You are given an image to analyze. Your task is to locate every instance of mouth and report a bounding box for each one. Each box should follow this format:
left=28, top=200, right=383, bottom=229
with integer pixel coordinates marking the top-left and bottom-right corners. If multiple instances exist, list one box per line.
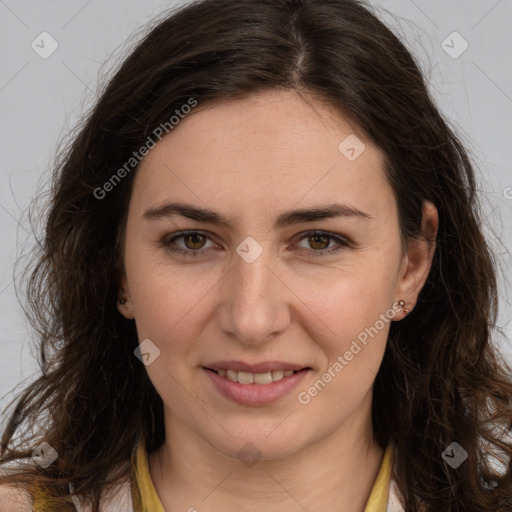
left=202, top=365, right=312, bottom=406
left=203, top=367, right=310, bottom=385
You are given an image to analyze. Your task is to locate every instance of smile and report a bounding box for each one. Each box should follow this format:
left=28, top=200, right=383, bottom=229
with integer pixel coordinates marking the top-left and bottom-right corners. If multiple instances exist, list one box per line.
left=202, top=367, right=311, bottom=406
left=207, top=368, right=300, bottom=384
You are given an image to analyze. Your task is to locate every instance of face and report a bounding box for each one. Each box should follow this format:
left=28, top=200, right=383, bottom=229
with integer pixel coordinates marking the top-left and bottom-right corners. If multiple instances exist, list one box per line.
left=118, top=89, right=436, bottom=460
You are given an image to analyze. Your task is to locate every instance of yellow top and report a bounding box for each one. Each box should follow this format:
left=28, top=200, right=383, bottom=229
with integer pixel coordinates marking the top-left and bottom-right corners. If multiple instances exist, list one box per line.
left=363, top=443, right=394, bottom=511
left=133, top=439, right=165, bottom=512
left=31, top=440, right=393, bottom=511
left=133, top=440, right=394, bottom=512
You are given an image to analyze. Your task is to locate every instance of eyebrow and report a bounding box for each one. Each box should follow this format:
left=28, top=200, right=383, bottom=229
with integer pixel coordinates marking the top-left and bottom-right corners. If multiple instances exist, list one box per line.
left=143, top=201, right=372, bottom=229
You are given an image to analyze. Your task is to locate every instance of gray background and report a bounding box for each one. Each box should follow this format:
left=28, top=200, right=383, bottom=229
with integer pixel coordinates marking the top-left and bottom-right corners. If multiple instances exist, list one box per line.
left=1, top=0, right=511, bottom=415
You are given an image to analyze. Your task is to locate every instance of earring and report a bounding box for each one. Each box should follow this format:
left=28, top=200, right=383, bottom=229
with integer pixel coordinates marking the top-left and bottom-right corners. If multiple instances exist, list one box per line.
left=118, top=297, right=127, bottom=305
left=398, top=299, right=410, bottom=315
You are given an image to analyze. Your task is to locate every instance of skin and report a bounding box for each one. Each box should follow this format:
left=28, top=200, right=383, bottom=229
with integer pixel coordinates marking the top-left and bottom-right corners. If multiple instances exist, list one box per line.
left=118, top=89, right=438, bottom=512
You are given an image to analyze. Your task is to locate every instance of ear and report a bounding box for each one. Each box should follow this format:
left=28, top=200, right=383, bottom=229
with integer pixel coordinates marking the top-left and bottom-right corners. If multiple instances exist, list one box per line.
left=117, top=273, right=135, bottom=319
left=394, top=201, right=438, bottom=318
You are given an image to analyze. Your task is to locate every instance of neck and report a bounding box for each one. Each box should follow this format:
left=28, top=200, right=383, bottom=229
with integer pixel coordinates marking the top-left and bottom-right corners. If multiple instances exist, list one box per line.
left=148, top=392, right=384, bottom=512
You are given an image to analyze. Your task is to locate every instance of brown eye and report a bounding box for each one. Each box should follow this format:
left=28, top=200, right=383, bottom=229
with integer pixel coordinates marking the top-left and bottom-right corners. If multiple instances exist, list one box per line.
left=307, top=233, right=331, bottom=251
left=294, top=231, right=350, bottom=259
left=161, top=230, right=350, bottom=259
left=161, top=230, right=217, bottom=257
left=182, top=233, right=208, bottom=250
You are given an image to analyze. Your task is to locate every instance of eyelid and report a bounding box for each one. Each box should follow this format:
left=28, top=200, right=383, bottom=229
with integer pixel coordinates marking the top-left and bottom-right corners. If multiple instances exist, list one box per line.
left=160, top=229, right=352, bottom=258
left=161, top=230, right=218, bottom=250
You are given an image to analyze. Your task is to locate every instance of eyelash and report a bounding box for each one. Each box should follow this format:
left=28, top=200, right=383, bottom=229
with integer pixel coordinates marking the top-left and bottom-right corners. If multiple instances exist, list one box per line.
left=160, top=230, right=351, bottom=259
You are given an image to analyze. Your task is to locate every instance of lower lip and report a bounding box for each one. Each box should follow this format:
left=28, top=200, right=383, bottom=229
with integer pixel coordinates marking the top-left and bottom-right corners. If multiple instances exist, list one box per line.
left=202, top=367, right=310, bottom=406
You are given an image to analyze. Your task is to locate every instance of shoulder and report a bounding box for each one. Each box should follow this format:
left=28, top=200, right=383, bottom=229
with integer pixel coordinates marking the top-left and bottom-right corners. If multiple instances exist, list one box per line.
left=70, top=478, right=134, bottom=512
left=99, top=478, right=134, bottom=512
left=0, top=468, right=134, bottom=512
left=385, top=445, right=431, bottom=512
left=0, top=479, right=133, bottom=512
left=0, top=484, right=33, bottom=512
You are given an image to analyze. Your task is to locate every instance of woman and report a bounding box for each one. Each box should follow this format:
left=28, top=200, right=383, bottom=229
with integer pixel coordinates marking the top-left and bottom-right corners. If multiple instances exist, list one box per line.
left=1, top=0, right=511, bottom=510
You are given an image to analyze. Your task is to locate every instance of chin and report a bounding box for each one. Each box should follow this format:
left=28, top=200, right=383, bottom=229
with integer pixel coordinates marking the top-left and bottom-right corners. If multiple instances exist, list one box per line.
left=202, top=423, right=310, bottom=462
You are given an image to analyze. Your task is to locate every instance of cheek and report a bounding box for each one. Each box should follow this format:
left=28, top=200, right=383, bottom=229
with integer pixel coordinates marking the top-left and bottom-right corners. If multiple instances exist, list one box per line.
left=295, top=260, right=398, bottom=348
left=295, top=278, right=393, bottom=415
left=130, top=274, right=208, bottom=342
left=127, top=243, right=399, bottom=347
left=124, top=245, right=222, bottom=362
left=291, top=261, right=398, bottom=412
left=125, top=224, right=400, bottom=354
left=125, top=231, right=197, bottom=316
left=126, top=264, right=214, bottom=402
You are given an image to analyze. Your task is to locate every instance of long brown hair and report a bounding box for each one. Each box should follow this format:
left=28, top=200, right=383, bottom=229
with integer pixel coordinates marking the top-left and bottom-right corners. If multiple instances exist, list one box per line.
left=1, top=0, right=511, bottom=510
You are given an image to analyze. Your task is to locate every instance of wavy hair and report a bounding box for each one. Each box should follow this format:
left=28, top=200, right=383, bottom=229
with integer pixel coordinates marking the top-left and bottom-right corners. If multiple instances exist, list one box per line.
left=1, top=0, right=511, bottom=510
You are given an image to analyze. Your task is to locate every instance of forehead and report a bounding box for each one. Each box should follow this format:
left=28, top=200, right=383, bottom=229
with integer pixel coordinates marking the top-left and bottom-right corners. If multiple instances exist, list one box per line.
left=130, top=89, right=395, bottom=228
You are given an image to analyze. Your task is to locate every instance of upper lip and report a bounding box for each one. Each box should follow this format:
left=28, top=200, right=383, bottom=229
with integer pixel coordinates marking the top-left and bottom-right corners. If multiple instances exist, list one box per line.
left=204, top=360, right=311, bottom=373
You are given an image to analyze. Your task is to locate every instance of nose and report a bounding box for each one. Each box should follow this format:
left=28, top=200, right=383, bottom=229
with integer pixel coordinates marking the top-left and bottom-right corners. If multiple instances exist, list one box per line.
left=216, top=243, right=291, bottom=346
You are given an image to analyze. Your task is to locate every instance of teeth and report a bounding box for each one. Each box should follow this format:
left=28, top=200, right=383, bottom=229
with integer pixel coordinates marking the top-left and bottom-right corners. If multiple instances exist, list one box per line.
left=227, top=370, right=238, bottom=382
left=272, top=370, right=284, bottom=381
left=238, top=371, right=254, bottom=384
left=254, top=372, right=273, bottom=385
left=217, top=369, right=300, bottom=384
